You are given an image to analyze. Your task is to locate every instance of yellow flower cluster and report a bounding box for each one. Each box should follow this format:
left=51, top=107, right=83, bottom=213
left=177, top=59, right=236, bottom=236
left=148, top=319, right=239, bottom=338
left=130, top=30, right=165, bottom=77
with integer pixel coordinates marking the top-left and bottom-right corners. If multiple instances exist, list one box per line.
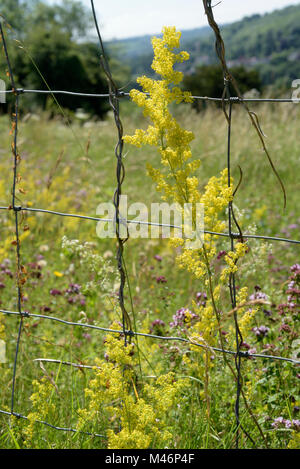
left=77, top=325, right=185, bottom=449
left=123, top=27, right=236, bottom=281
left=123, top=26, right=253, bottom=355
left=220, top=242, right=248, bottom=283
left=288, top=431, right=300, bottom=449
left=192, top=303, right=217, bottom=347
left=123, top=27, right=195, bottom=208
left=108, top=371, right=184, bottom=449
left=236, top=289, right=256, bottom=339
left=24, top=377, right=55, bottom=446
left=228, top=287, right=257, bottom=343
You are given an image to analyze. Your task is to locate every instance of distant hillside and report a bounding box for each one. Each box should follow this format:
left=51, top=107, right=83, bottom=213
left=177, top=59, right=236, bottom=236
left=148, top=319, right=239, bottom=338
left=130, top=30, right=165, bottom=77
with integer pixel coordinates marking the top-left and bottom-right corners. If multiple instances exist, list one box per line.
left=105, top=26, right=211, bottom=78
left=105, top=4, right=300, bottom=89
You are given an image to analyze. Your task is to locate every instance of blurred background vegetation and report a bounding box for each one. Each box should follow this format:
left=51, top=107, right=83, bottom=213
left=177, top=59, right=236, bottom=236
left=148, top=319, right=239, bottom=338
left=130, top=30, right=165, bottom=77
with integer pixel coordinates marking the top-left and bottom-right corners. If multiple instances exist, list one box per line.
left=0, top=0, right=130, bottom=117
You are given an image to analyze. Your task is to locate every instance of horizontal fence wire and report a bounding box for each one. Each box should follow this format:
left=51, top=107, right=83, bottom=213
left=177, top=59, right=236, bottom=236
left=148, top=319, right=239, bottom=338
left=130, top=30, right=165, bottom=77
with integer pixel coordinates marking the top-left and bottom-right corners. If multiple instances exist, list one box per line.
left=0, top=409, right=106, bottom=438
left=0, top=0, right=299, bottom=447
left=0, top=205, right=299, bottom=244
left=0, top=308, right=299, bottom=365
left=2, top=88, right=299, bottom=103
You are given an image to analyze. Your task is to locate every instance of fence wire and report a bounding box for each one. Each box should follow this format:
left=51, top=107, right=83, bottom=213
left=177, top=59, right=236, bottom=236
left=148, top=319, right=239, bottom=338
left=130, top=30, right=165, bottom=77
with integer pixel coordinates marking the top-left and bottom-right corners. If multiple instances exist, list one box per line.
left=2, top=88, right=300, bottom=103
left=0, top=0, right=299, bottom=448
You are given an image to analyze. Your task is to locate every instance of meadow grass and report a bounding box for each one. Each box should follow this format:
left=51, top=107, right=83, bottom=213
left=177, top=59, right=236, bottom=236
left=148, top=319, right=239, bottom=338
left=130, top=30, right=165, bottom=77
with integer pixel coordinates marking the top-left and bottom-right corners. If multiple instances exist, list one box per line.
left=0, top=100, right=299, bottom=449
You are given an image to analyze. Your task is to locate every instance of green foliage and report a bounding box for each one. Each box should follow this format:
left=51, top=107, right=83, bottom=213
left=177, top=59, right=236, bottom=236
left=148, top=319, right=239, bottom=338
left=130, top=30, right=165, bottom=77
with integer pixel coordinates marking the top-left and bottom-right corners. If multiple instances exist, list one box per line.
left=28, top=0, right=92, bottom=40
left=20, top=26, right=109, bottom=116
left=0, top=0, right=38, bottom=33
left=0, top=0, right=131, bottom=117
left=1, top=0, right=91, bottom=39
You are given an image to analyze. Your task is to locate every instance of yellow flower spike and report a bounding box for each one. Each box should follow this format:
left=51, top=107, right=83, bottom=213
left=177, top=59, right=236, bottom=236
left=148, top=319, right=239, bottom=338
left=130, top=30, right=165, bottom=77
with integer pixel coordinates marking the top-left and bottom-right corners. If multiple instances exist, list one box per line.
left=77, top=324, right=186, bottom=448
left=123, top=26, right=256, bottom=381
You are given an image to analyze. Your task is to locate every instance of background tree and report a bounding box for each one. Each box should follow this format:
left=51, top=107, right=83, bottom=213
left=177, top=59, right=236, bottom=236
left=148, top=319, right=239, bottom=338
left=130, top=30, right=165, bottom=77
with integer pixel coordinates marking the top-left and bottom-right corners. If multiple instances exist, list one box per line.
left=0, top=0, right=128, bottom=117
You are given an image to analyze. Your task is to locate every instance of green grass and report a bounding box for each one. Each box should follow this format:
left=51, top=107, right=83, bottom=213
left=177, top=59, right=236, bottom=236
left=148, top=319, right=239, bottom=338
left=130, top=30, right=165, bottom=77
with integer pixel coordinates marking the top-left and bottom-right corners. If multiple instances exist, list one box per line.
left=0, top=100, right=299, bottom=449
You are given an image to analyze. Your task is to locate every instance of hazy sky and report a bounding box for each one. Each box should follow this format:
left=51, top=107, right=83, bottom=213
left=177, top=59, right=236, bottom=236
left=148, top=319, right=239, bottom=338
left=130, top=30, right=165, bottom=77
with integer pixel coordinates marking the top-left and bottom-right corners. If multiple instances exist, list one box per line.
left=81, top=0, right=300, bottom=40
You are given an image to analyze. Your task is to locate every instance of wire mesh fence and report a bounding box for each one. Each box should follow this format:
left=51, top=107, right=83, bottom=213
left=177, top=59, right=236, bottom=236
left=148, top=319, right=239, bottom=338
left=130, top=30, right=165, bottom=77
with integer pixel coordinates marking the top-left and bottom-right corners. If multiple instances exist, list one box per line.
left=0, top=0, right=299, bottom=449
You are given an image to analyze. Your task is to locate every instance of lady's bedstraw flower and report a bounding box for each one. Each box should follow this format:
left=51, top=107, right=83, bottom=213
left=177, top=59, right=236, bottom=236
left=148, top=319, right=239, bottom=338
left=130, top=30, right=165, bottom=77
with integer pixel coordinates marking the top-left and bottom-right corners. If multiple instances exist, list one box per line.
left=124, top=26, right=251, bottom=355
left=77, top=324, right=185, bottom=449
left=24, top=378, right=56, bottom=447
left=123, top=28, right=238, bottom=280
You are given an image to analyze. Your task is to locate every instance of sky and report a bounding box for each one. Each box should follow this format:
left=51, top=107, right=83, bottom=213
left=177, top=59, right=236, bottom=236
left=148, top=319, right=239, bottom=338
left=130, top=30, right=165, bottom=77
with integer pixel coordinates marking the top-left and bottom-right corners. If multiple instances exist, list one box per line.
left=81, top=0, right=300, bottom=40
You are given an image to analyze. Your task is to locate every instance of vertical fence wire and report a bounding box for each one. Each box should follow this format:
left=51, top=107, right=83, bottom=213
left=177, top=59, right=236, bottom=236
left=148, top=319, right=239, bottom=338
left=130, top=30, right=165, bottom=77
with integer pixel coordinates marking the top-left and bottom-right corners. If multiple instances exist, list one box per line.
left=0, top=19, right=24, bottom=418
left=225, top=94, right=256, bottom=448
left=202, top=0, right=249, bottom=445
left=203, top=0, right=270, bottom=447
left=90, top=0, right=132, bottom=343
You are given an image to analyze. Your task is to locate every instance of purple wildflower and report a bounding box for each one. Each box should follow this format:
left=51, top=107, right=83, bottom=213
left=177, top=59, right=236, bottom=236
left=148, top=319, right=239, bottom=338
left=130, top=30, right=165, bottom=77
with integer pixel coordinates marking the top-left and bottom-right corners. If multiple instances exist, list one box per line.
left=216, top=250, right=227, bottom=260
left=50, top=289, right=62, bottom=296
left=279, top=323, right=292, bottom=333
left=241, top=342, right=251, bottom=350
left=170, top=308, right=198, bottom=328
left=151, top=319, right=165, bottom=328
left=252, top=325, right=270, bottom=338
left=291, top=263, right=300, bottom=273
left=154, top=255, right=162, bottom=262
left=272, top=417, right=300, bottom=431
left=66, top=283, right=81, bottom=294
left=249, top=291, right=268, bottom=301
left=150, top=319, right=166, bottom=335
left=156, top=276, right=167, bottom=284
left=271, top=417, right=285, bottom=428
left=196, top=292, right=207, bottom=307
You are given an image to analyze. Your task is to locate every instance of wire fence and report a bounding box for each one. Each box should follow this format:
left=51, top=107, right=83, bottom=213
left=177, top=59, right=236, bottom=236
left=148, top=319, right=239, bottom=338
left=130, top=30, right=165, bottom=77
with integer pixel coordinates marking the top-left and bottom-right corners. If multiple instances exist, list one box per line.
left=0, top=0, right=299, bottom=449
